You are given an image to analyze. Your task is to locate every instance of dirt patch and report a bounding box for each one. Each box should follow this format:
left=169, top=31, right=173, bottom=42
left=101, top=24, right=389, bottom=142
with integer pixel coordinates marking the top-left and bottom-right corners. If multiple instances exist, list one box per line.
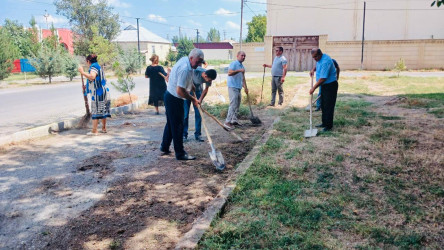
left=28, top=107, right=276, bottom=249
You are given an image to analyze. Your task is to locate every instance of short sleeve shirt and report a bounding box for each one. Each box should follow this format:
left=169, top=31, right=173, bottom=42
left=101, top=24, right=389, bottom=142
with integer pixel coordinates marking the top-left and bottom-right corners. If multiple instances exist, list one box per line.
left=227, top=60, right=244, bottom=89
left=271, top=55, right=287, bottom=76
left=315, top=54, right=337, bottom=84
left=193, top=67, right=212, bottom=92
left=167, top=56, right=193, bottom=99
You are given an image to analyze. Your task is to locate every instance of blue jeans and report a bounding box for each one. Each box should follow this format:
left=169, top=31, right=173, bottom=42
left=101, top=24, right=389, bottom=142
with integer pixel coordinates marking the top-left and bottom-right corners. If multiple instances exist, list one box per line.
left=183, top=90, right=202, bottom=139
left=316, top=86, right=322, bottom=109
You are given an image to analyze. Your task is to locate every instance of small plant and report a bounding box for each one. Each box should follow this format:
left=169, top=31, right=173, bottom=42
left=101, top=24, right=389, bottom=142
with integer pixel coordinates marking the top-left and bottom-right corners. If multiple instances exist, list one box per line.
left=111, top=61, right=136, bottom=104
left=393, top=58, right=407, bottom=77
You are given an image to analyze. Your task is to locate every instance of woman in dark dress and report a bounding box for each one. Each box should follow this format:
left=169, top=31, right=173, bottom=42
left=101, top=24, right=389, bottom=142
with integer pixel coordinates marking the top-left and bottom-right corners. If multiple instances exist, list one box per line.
left=145, top=54, right=168, bottom=115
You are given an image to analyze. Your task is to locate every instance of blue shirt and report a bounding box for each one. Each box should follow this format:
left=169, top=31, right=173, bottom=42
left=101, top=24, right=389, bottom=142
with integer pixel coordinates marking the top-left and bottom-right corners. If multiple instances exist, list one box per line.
left=316, top=54, right=337, bottom=84
left=193, top=67, right=212, bottom=92
left=271, top=55, right=287, bottom=76
left=167, top=57, right=193, bottom=99
left=227, top=60, right=244, bottom=89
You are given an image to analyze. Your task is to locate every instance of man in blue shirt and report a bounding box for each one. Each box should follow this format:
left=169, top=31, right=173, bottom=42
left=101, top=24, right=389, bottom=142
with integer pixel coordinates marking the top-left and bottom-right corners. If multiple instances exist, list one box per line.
left=183, top=68, right=217, bottom=142
left=160, top=48, right=204, bottom=160
left=263, top=46, right=288, bottom=106
left=311, top=59, right=340, bottom=111
left=224, top=51, right=249, bottom=130
left=309, top=48, right=338, bottom=132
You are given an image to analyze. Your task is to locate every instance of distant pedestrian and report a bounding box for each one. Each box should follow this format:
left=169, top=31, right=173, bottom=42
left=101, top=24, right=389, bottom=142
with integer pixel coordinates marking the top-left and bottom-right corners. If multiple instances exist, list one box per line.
left=78, top=54, right=111, bottom=136
left=311, top=58, right=340, bottom=111
left=183, top=67, right=217, bottom=142
left=160, top=48, right=204, bottom=160
left=145, top=54, right=169, bottom=115
left=224, top=51, right=248, bottom=130
left=263, top=46, right=287, bottom=106
left=309, top=48, right=338, bottom=132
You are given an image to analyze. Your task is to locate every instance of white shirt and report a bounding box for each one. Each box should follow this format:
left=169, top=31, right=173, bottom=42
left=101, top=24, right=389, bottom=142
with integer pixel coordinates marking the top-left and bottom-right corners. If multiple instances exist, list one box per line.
left=167, top=57, right=193, bottom=99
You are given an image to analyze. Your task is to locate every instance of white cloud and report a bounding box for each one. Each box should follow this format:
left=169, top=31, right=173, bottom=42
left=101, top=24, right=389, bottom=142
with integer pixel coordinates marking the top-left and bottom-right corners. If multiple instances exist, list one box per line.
left=187, top=19, right=202, bottom=27
left=214, top=8, right=236, bottom=16
left=226, top=21, right=240, bottom=30
left=148, top=14, right=167, bottom=23
left=37, top=15, right=68, bottom=25
left=107, top=0, right=130, bottom=8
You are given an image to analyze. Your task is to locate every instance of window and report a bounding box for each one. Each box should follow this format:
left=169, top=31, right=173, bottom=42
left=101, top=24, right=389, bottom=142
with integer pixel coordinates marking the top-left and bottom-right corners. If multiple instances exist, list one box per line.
left=152, top=45, right=156, bottom=54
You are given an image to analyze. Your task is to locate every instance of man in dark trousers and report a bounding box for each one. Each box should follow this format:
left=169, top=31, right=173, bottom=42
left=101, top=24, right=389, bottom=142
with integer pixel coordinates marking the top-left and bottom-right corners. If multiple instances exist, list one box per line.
left=311, top=59, right=340, bottom=111
left=263, top=46, right=288, bottom=106
left=309, top=48, right=338, bottom=132
left=160, top=48, right=204, bottom=160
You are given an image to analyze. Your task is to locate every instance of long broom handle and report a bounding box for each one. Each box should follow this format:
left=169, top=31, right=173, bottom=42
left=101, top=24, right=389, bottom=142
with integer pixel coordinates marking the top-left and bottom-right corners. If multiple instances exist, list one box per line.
left=310, top=76, right=313, bottom=130
left=260, top=66, right=265, bottom=103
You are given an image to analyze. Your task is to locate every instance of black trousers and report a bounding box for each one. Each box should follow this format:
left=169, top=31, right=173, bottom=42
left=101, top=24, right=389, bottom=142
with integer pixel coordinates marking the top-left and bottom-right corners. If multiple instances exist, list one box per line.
left=320, top=81, right=338, bottom=129
left=161, top=91, right=186, bottom=158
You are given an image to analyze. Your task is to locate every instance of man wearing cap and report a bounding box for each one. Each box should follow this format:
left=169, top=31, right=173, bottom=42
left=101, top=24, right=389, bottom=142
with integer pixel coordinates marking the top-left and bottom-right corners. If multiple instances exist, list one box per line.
left=160, top=48, right=204, bottom=160
left=309, top=48, right=338, bottom=132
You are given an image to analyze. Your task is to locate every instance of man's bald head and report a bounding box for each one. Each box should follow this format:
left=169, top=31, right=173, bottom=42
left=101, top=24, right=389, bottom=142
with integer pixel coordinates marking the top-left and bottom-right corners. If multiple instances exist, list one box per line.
left=237, top=51, right=246, bottom=63
left=311, top=48, right=323, bottom=62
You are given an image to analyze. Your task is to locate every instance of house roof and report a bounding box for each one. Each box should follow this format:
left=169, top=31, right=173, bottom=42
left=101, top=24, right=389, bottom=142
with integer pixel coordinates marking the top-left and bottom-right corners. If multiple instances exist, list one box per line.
left=173, top=42, right=233, bottom=49
left=114, top=25, right=170, bottom=44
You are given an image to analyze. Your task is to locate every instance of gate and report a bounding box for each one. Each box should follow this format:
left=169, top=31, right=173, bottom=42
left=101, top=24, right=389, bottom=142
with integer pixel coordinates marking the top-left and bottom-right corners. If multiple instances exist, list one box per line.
left=272, top=36, right=319, bottom=72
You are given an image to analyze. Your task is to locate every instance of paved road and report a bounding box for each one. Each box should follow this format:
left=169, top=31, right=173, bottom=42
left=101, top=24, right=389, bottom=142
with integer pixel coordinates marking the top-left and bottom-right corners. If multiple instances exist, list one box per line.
left=1, top=71, right=443, bottom=138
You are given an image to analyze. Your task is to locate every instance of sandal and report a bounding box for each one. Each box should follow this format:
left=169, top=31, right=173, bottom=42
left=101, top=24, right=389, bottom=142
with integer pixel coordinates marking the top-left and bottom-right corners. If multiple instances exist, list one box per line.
left=86, top=132, right=99, bottom=136
left=99, top=130, right=107, bottom=133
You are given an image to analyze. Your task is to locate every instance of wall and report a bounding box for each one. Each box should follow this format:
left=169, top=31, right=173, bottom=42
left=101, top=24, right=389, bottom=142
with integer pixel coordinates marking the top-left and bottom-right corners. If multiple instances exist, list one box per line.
left=319, top=36, right=444, bottom=70
left=115, top=42, right=171, bottom=64
left=201, top=49, right=233, bottom=60
left=267, top=0, right=444, bottom=41
left=232, top=42, right=266, bottom=72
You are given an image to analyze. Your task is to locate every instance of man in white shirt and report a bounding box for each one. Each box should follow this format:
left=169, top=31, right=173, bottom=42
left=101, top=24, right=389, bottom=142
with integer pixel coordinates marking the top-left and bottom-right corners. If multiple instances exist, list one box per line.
left=160, top=48, right=204, bottom=160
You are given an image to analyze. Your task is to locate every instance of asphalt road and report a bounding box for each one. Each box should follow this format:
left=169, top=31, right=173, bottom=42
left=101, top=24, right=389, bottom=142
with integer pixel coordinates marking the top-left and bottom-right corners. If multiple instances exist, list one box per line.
left=1, top=71, right=443, bottom=138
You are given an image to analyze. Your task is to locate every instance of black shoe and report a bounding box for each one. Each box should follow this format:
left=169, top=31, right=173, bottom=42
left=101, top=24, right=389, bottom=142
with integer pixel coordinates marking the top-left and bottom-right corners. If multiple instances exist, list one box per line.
left=278, top=103, right=283, bottom=106
left=231, top=121, right=243, bottom=127
left=160, top=147, right=171, bottom=155
left=321, top=127, right=332, bottom=132
left=315, top=124, right=325, bottom=128
left=268, top=104, right=275, bottom=107
left=195, top=136, right=204, bottom=142
left=176, top=154, right=196, bottom=160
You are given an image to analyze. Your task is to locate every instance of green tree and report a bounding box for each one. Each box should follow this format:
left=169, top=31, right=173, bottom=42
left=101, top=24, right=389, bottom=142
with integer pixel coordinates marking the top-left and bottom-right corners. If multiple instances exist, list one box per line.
left=29, top=44, right=64, bottom=83
left=172, top=35, right=180, bottom=44
left=63, top=55, right=78, bottom=81
left=0, top=28, right=20, bottom=80
left=166, top=49, right=177, bottom=66
left=111, top=61, right=136, bottom=104
left=176, top=37, right=194, bottom=61
left=119, top=48, right=142, bottom=74
left=3, top=19, right=36, bottom=57
left=207, top=28, right=221, bottom=42
left=246, top=15, right=267, bottom=42
left=431, top=0, right=443, bottom=7
left=393, top=58, right=407, bottom=77
left=89, top=26, right=118, bottom=68
left=55, top=0, right=120, bottom=56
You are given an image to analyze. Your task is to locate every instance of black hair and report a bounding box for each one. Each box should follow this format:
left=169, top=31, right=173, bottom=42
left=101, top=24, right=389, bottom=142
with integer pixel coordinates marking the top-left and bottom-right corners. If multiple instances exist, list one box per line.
left=277, top=46, right=283, bottom=52
left=86, top=54, right=98, bottom=63
left=205, top=69, right=217, bottom=80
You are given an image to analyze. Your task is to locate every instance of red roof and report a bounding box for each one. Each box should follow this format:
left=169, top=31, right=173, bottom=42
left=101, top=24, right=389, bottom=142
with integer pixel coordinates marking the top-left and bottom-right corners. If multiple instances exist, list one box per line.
left=174, top=42, right=233, bottom=50
left=42, top=28, right=74, bottom=55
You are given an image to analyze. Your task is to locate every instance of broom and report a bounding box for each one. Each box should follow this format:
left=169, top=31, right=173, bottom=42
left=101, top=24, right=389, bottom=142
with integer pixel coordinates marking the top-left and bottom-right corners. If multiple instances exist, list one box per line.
left=77, top=74, right=91, bottom=128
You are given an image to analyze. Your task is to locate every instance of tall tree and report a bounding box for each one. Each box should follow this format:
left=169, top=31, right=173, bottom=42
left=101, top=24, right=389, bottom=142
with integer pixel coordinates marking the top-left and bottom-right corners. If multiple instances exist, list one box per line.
left=54, top=0, right=120, bottom=56
left=29, top=44, right=64, bottom=83
left=175, top=37, right=194, bottom=61
left=207, top=28, right=221, bottom=42
left=3, top=19, right=36, bottom=57
left=0, top=28, right=20, bottom=80
left=246, top=15, right=267, bottom=43
left=89, top=26, right=118, bottom=68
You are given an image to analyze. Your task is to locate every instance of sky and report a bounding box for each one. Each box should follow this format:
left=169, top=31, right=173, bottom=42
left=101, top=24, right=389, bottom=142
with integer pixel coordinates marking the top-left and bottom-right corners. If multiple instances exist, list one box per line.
left=0, top=0, right=267, bottom=42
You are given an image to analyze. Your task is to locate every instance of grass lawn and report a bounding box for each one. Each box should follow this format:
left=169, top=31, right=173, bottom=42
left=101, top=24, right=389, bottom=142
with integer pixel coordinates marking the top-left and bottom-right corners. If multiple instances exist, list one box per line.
left=198, top=75, right=444, bottom=248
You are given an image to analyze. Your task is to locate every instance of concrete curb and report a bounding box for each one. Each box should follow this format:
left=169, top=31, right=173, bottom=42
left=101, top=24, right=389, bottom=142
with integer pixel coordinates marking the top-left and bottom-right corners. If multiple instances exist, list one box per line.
left=0, top=98, right=147, bottom=147
left=175, top=116, right=281, bottom=249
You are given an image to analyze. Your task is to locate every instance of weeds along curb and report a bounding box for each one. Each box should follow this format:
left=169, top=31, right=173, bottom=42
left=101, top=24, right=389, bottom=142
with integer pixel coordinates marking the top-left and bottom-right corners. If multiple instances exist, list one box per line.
left=175, top=116, right=281, bottom=249
left=0, top=98, right=148, bottom=147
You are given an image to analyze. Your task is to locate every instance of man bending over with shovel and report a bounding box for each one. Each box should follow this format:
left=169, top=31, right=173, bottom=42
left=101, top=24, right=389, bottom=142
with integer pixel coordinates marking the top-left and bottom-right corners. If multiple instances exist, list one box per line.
left=309, top=48, right=338, bottom=132
left=160, top=48, right=204, bottom=160
left=224, top=51, right=248, bottom=130
left=183, top=68, right=217, bottom=142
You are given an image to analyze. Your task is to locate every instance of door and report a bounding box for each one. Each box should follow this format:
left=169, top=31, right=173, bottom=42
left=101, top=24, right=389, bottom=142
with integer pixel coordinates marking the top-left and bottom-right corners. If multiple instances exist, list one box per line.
left=272, top=36, right=319, bottom=72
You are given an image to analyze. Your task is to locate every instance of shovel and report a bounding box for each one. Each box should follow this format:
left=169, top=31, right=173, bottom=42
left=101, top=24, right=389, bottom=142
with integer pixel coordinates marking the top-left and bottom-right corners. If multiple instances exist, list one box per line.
left=304, top=76, right=318, bottom=138
left=243, top=74, right=262, bottom=126
left=260, top=66, right=265, bottom=103
left=215, top=75, right=226, bottom=103
left=305, top=94, right=321, bottom=111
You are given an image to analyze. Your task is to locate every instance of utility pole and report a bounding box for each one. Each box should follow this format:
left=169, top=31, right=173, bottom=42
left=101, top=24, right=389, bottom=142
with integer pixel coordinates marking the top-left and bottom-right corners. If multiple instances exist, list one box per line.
left=360, top=1, right=366, bottom=70
left=240, top=0, right=244, bottom=50
left=43, top=10, right=49, bottom=29
left=179, top=26, right=182, bottom=39
left=196, top=29, right=199, bottom=48
left=136, top=18, right=141, bottom=70
left=223, top=30, right=226, bottom=41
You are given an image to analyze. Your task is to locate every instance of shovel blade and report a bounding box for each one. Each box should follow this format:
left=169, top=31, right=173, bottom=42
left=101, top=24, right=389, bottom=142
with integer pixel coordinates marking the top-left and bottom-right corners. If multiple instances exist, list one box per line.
left=304, top=128, right=318, bottom=138
left=209, top=150, right=225, bottom=171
